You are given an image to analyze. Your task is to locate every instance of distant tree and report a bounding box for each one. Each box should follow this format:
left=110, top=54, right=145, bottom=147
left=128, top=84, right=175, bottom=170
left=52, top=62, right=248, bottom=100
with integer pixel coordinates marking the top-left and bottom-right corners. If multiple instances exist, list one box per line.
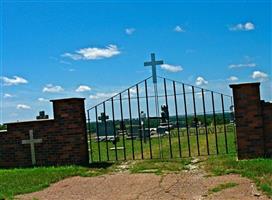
left=0, top=124, right=7, bottom=130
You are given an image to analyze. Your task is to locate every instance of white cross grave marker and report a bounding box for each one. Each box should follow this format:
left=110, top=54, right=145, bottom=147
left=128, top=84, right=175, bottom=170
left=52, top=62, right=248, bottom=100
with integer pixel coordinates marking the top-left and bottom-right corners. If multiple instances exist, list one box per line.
left=22, top=130, right=43, bottom=165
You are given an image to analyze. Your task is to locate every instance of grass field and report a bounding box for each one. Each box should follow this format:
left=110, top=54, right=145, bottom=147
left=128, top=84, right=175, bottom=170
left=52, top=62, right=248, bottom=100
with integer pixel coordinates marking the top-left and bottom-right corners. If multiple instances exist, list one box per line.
left=89, top=124, right=237, bottom=162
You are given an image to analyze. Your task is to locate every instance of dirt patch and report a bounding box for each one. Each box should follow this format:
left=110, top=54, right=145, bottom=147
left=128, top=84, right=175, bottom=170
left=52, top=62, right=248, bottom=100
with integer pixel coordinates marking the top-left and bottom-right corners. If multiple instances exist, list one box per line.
left=17, top=170, right=269, bottom=200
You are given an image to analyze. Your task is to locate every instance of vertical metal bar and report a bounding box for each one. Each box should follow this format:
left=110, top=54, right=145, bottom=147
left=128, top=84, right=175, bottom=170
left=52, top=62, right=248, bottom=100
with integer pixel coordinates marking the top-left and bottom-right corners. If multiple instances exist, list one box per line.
left=119, top=93, right=126, bottom=160
left=145, top=80, right=152, bottom=159
left=211, top=91, right=219, bottom=154
left=111, top=98, right=118, bottom=161
left=136, top=84, right=144, bottom=159
left=173, top=81, right=182, bottom=158
left=221, top=94, right=228, bottom=154
left=87, top=110, right=93, bottom=162
left=182, top=84, right=191, bottom=157
left=192, top=86, right=200, bottom=156
left=95, top=106, right=101, bottom=162
left=154, top=83, right=163, bottom=159
left=231, top=97, right=237, bottom=153
left=201, top=89, right=210, bottom=155
left=128, top=89, right=135, bottom=159
left=103, top=102, right=109, bottom=161
left=164, top=78, right=173, bottom=158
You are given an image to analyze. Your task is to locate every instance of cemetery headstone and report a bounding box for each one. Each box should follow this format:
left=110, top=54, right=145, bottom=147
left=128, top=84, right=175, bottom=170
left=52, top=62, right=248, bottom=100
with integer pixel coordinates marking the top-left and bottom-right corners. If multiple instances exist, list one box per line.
left=36, top=111, right=49, bottom=120
left=160, top=105, right=169, bottom=124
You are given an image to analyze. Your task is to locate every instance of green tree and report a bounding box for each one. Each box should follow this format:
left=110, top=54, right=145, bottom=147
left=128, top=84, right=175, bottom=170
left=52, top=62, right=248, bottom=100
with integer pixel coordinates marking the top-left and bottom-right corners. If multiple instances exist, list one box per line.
left=0, top=124, right=7, bottom=130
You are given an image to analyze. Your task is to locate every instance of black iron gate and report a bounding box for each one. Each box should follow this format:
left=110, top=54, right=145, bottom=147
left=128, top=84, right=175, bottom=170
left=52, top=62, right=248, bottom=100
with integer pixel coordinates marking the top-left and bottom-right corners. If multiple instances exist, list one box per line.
left=87, top=76, right=236, bottom=162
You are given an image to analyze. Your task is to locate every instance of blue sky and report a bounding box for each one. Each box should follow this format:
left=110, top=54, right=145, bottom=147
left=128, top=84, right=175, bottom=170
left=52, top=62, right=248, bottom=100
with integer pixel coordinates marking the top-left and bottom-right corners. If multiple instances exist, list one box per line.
left=0, top=1, right=271, bottom=123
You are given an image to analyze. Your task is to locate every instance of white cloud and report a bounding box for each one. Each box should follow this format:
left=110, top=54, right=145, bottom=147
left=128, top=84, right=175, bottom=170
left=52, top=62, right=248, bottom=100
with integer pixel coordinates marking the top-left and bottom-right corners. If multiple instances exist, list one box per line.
left=38, top=97, right=49, bottom=102
left=161, top=64, right=183, bottom=73
left=252, top=71, right=268, bottom=80
left=43, top=84, right=64, bottom=93
left=244, top=22, right=255, bottom=30
left=62, top=53, right=82, bottom=60
left=16, top=104, right=31, bottom=110
left=125, top=28, right=135, bottom=35
left=229, top=63, right=257, bottom=69
left=89, top=92, right=118, bottom=100
left=195, top=76, right=208, bottom=86
left=196, top=91, right=207, bottom=99
left=228, top=76, right=239, bottom=81
left=76, top=85, right=91, bottom=92
left=186, top=86, right=193, bottom=92
left=229, top=22, right=255, bottom=31
left=174, top=25, right=185, bottom=32
left=129, top=88, right=137, bottom=94
left=59, top=60, right=71, bottom=65
left=62, top=44, right=120, bottom=60
left=1, top=76, right=28, bottom=86
left=4, top=93, right=13, bottom=98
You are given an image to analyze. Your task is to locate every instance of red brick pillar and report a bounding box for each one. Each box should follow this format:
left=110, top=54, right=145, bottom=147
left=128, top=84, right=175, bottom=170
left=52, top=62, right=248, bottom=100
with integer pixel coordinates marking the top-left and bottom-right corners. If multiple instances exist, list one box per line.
left=230, top=83, right=265, bottom=159
left=51, top=98, right=89, bottom=165
left=262, top=101, right=272, bottom=157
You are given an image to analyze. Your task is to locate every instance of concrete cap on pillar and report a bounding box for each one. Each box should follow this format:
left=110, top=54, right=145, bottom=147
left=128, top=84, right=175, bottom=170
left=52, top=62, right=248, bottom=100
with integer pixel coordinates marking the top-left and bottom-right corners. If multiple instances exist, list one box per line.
left=50, top=98, right=85, bottom=102
left=229, top=82, right=260, bottom=88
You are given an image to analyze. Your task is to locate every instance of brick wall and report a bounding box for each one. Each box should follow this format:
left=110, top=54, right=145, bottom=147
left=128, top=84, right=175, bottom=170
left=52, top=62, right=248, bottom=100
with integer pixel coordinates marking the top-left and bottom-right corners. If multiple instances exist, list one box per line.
left=0, top=98, right=89, bottom=168
left=262, top=101, right=272, bottom=157
left=230, top=83, right=272, bottom=159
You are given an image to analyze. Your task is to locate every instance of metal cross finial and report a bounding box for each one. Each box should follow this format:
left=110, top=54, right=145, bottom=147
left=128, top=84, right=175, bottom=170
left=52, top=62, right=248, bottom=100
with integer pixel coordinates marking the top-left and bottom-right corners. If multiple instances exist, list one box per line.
left=22, top=130, right=43, bottom=165
left=144, top=53, right=164, bottom=84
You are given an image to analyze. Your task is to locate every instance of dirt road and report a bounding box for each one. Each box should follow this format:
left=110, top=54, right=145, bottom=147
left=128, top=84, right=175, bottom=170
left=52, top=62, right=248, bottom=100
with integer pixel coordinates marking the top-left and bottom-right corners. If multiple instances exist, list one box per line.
left=18, top=170, right=269, bottom=200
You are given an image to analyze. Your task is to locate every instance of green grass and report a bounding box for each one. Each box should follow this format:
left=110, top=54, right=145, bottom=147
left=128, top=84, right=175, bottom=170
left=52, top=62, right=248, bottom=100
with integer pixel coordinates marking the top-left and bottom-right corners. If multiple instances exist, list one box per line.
left=0, top=163, right=116, bottom=199
left=204, top=155, right=272, bottom=197
left=90, top=124, right=236, bottom=162
left=208, top=182, right=238, bottom=193
left=129, top=159, right=191, bottom=175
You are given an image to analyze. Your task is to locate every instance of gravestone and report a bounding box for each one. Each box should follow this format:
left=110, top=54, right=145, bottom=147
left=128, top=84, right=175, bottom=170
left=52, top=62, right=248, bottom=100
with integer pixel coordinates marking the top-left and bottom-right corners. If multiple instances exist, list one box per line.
left=98, top=112, right=109, bottom=122
left=160, top=105, right=169, bottom=124
left=97, top=112, right=115, bottom=138
left=97, top=123, right=114, bottom=137
left=36, top=111, right=49, bottom=120
left=157, top=105, right=171, bottom=135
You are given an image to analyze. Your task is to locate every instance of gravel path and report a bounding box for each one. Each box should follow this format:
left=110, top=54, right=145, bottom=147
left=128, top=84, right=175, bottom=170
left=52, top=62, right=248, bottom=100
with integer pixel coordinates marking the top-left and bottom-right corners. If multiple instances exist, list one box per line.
left=17, top=170, right=269, bottom=200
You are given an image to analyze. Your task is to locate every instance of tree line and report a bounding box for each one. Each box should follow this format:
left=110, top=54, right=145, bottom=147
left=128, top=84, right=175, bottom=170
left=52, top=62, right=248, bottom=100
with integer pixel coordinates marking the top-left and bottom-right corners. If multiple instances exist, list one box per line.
left=0, top=124, right=7, bottom=131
